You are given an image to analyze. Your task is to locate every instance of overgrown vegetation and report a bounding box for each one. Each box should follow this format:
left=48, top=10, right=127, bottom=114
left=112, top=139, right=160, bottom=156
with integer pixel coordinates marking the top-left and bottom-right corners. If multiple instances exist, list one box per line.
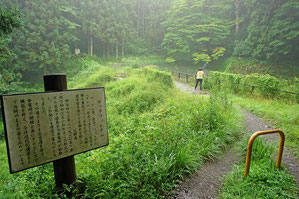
left=206, top=71, right=298, bottom=102
left=0, top=0, right=298, bottom=197
left=0, top=64, right=243, bottom=198
left=232, top=95, right=299, bottom=157
left=219, top=138, right=298, bottom=198
left=1, top=0, right=298, bottom=95
left=205, top=71, right=298, bottom=156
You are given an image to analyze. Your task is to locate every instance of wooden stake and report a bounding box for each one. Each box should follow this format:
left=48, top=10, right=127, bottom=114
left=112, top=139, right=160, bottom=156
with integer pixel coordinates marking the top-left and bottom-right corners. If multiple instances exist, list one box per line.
left=43, top=74, right=77, bottom=190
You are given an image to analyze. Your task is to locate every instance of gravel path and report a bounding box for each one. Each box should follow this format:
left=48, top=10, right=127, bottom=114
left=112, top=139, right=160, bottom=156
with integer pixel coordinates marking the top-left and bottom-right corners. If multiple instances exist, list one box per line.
left=169, top=81, right=299, bottom=199
left=174, top=81, right=210, bottom=96
left=168, top=150, right=239, bottom=199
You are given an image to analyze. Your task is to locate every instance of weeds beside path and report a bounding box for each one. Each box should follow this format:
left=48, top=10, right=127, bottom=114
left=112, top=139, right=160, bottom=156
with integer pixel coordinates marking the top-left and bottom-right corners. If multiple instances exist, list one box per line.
left=170, top=81, right=239, bottom=198
left=172, top=81, right=299, bottom=198
left=243, top=109, right=299, bottom=188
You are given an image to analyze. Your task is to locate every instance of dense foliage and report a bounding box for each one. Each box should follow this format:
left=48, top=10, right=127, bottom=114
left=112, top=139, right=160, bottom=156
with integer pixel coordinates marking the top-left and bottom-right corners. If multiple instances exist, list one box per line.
left=162, top=0, right=233, bottom=64
left=233, top=0, right=299, bottom=61
left=0, top=6, right=22, bottom=93
left=0, top=0, right=298, bottom=94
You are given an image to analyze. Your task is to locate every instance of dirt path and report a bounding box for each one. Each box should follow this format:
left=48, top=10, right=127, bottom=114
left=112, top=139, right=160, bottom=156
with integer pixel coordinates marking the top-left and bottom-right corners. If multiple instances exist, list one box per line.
left=174, top=81, right=210, bottom=96
left=168, top=150, right=239, bottom=199
left=169, top=81, right=299, bottom=199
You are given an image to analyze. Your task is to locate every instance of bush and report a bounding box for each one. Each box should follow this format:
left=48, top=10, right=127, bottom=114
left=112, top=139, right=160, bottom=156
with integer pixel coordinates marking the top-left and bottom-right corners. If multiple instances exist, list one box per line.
left=143, top=66, right=173, bottom=88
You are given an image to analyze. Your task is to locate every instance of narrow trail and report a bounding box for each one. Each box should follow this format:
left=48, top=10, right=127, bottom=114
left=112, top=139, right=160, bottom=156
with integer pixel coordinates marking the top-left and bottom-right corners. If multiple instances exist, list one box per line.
left=169, top=80, right=299, bottom=199
left=174, top=81, right=210, bottom=96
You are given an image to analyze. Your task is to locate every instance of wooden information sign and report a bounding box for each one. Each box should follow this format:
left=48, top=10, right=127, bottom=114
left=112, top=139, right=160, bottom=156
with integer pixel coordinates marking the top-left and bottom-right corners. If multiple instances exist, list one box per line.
left=1, top=88, right=108, bottom=173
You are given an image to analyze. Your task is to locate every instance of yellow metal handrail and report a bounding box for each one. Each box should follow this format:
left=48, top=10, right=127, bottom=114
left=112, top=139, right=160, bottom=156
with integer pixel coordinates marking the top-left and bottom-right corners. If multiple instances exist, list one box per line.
left=244, top=129, right=285, bottom=178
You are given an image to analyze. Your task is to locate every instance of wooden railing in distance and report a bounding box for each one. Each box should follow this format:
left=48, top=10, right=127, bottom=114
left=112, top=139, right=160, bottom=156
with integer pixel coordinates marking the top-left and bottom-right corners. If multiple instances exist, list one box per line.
left=172, top=71, right=193, bottom=83
left=244, top=129, right=285, bottom=178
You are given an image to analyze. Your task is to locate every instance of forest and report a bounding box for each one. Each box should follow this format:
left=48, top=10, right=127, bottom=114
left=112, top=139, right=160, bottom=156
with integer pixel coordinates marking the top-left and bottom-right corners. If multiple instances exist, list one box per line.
left=1, top=0, right=298, bottom=92
left=0, top=0, right=298, bottom=198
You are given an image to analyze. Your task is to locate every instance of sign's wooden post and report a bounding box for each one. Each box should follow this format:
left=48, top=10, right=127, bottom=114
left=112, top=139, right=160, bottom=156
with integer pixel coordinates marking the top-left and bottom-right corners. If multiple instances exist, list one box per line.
left=43, top=74, right=77, bottom=189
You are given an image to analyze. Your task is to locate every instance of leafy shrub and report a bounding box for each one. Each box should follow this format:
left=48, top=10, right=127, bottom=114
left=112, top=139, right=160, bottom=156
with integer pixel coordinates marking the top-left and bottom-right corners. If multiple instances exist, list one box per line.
left=143, top=66, right=173, bottom=88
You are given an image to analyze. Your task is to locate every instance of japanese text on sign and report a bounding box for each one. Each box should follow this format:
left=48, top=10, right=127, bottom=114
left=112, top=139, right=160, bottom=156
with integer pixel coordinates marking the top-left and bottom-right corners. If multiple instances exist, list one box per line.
left=1, top=88, right=108, bottom=173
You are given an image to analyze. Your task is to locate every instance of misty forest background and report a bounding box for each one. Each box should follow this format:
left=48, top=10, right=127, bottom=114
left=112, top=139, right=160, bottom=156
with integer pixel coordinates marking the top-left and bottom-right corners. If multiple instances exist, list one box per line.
left=0, top=1, right=298, bottom=198
left=1, top=0, right=298, bottom=95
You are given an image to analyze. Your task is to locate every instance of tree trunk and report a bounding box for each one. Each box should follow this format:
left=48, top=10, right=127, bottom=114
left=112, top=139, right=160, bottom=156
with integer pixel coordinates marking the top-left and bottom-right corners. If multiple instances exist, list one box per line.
left=90, top=32, right=93, bottom=56
left=234, top=0, right=240, bottom=33
left=103, top=42, right=106, bottom=57
left=142, top=1, right=145, bottom=38
left=137, top=0, right=140, bottom=37
left=88, top=32, right=90, bottom=55
left=107, top=43, right=110, bottom=59
left=115, top=43, right=119, bottom=60
left=122, top=35, right=125, bottom=57
left=110, top=43, right=113, bottom=57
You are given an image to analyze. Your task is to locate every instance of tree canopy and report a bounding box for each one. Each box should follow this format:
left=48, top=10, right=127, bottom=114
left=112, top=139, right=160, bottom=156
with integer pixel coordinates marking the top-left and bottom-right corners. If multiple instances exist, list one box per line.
left=0, top=0, right=298, bottom=92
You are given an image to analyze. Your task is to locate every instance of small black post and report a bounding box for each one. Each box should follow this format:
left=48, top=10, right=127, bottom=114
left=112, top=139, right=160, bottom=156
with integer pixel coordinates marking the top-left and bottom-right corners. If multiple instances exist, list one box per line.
left=251, top=86, right=255, bottom=94
left=43, top=74, right=77, bottom=191
left=186, top=74, right=188, bottom=83
left=178, top=73, right=181, bottom=79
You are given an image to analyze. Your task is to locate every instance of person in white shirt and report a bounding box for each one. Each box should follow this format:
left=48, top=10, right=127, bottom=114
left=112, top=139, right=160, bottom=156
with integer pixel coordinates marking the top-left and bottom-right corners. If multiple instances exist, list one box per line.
left=195, top=67, right=204, bottom=90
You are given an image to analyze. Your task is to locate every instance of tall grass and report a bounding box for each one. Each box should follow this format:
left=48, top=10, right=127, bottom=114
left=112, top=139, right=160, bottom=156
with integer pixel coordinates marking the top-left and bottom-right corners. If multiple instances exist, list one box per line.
left=219, top=138, right=298, bottom=198
left=0, top=65, right=242, bottom=198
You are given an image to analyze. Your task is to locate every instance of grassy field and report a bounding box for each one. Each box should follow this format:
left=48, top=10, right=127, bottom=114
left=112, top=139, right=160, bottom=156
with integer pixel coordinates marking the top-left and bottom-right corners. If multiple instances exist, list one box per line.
left=0, top=61, right=243, bottom=198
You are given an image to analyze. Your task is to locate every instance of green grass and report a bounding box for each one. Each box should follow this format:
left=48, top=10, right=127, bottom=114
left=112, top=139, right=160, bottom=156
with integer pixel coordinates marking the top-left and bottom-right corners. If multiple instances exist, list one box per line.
left=232, top=95, right=299, bottom=157
left=219, top=138, right=298, bottom=198
left=68, top=61, right=117, bottom=89
left=0, top=64, right=243, bottom=198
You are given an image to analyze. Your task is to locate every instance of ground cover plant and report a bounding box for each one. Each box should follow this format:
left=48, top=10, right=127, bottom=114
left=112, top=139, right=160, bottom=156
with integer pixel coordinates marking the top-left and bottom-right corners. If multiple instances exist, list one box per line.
left=0, top=64, right=242, bottom=198
left=219, top=138, right=298, bottom=198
